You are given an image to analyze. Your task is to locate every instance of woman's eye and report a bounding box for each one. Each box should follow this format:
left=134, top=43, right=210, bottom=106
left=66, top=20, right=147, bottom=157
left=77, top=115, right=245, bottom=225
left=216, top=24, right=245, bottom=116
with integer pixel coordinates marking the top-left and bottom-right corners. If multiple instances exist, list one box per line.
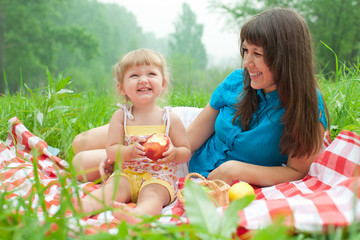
left=242, top=48, right=248, bottom=53
left=254, top=52, right=262, bottom=56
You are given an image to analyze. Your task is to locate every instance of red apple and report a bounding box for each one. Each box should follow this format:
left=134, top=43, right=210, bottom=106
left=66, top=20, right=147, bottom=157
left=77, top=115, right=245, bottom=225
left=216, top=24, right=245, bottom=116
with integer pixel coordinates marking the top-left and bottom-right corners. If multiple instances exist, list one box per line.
left=142, top=133, right=170, bottom=161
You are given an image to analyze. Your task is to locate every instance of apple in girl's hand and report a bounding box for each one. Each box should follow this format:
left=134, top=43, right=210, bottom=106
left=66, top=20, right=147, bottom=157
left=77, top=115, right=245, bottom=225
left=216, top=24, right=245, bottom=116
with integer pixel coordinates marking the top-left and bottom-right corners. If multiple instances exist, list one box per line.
left=142, top=133, right=170, bottom=161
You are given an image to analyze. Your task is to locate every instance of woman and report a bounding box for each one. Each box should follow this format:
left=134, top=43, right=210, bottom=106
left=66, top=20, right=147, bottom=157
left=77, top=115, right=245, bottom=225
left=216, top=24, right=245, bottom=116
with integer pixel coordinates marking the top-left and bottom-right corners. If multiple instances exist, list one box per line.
left=187, top=7, right=328, bottom=186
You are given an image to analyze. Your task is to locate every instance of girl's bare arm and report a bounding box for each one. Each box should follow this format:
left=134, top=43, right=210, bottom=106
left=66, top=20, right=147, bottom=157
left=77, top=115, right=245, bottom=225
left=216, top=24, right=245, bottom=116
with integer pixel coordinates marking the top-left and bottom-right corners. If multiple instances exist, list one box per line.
left=106, top=109, right=145, bottom=164
left=159, top=112, right=191, bottom=164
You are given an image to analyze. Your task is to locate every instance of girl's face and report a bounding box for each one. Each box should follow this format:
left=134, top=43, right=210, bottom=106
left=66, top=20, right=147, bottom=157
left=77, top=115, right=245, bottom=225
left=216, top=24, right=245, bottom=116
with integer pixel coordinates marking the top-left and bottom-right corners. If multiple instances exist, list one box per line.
left=242, top=40, right=276, bottom=94
left=118, top=64, right=165, bottom=105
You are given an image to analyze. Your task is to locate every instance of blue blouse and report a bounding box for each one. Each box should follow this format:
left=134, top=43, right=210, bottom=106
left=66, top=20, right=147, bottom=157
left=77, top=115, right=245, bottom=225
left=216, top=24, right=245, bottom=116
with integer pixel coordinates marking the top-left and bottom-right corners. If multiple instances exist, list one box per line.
left=189, top=69, right=327, bottom=177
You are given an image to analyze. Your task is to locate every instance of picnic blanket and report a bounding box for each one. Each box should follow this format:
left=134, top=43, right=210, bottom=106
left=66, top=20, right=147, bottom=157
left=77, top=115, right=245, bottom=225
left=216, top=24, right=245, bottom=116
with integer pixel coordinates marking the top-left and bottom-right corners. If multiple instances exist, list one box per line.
left=1, top=110, right=360, bottom=234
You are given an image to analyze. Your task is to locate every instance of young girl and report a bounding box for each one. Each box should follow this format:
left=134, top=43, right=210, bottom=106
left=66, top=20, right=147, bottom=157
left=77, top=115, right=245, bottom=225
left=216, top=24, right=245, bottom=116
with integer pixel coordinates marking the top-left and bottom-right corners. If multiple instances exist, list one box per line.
left=74, top=49, right=191, bottom=223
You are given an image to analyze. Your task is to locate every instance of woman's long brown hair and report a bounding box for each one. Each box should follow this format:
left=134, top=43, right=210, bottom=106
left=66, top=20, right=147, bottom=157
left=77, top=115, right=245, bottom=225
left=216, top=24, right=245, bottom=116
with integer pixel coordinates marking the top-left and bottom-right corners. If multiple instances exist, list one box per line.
left=233, top=8, right=329, bottom=158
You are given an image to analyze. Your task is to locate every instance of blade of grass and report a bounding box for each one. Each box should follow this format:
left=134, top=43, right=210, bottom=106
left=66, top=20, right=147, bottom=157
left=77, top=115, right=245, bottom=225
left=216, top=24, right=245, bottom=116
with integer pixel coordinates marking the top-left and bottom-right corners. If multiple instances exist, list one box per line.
left=3, top=68, right=10, bottom=96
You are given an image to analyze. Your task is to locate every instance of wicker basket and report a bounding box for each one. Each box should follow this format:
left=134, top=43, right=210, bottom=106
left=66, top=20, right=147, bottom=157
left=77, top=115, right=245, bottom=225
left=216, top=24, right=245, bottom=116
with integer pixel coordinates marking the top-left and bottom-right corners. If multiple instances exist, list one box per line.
left=176, top=173, right=230, bottom=207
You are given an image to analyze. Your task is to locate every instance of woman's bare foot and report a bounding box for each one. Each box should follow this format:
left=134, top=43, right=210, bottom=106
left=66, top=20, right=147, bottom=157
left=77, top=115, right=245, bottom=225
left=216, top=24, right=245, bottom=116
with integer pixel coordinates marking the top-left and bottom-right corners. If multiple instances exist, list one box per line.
left=112, top=202, right=142, bottom=224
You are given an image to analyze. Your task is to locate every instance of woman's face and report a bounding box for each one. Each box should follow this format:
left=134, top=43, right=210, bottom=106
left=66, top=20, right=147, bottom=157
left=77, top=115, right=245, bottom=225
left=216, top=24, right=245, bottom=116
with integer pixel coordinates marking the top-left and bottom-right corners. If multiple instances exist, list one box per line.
left=242, top=40, right=276, bottom=94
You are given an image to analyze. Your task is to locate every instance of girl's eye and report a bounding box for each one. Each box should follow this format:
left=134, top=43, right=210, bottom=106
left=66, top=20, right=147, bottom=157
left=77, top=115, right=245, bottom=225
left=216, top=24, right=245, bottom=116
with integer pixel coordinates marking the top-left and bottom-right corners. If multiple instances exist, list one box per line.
left=242, top=48, right=248, bottom=53
left=149, top=72, right=156, bottom=76
left=130, top=74, right=138, bottom=78
left=254, top=52, right=263, bottom=57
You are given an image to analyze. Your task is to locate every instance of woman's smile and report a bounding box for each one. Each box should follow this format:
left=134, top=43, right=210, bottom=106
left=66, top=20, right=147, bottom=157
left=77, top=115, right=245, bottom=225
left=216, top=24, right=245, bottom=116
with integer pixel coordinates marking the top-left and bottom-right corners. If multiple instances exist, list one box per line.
left=243, top=40, right=276, bottom=93
left=249, top=72, right=263, bottom=80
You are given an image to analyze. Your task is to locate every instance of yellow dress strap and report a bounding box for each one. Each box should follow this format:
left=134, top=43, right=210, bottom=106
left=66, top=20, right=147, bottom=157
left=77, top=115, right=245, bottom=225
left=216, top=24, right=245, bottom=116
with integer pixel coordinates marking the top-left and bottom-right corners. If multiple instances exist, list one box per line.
left=120, top=104, right=171, bottom=136
left=126, top=125, right=166, bottom=136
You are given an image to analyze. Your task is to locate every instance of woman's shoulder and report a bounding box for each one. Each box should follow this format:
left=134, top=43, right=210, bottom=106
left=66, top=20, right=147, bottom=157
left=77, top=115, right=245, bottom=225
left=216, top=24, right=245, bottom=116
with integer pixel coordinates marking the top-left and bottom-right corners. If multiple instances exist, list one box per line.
left=226, top=68, right=244, bottom=80
left=210, top=69, right=245, bottom=109
left=230, top=68, right=244, bottom=76
left=214, top=68, right=245, bottom=94
left=222, top=69, right=244, bottom=87
left=316, top=88, right=324, bottom=99
left=315, top=89, right=328, bottom=129
left=315, top=88, right=326, bottom=111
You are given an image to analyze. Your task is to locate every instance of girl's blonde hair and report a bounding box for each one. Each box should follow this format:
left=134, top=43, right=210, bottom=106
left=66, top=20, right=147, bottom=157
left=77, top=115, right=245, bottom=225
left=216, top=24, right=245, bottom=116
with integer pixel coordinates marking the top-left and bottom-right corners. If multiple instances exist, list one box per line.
left=113, top=49, right=170, bottom=102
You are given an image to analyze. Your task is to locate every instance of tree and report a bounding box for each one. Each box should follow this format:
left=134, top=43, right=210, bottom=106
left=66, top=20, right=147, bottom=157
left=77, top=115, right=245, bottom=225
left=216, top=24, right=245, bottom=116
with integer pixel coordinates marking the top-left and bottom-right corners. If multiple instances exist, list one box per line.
left=209, top=0, right=360, bottom=74
left=0, top=0, right=98, bottom=94
left=0, top=3, right=5, bottom=94
left=57, top=1, right=166, bottom=90
left=0, top=0, right=170, bottom=93
left=169, top=3, right=207, bottom=70
left=303, top=0, right=360, bottom=73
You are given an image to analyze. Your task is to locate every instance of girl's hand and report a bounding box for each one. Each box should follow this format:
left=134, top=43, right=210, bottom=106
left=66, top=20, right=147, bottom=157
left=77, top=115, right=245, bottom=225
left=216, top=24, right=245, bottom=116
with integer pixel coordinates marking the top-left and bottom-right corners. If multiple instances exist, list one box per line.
left=99, top=158, right=114, bottom=181
left=130, top=140, right=146, bottom=159
left=156, top=141, right=175, bottom=163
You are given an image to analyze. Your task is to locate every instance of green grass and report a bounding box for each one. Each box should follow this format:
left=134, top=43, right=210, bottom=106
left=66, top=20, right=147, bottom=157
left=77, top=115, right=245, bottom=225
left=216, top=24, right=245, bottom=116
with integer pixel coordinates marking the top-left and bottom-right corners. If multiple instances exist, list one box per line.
left=0, top=61, right=359, bottom=239
left=318, top=61, right=360, bottom=138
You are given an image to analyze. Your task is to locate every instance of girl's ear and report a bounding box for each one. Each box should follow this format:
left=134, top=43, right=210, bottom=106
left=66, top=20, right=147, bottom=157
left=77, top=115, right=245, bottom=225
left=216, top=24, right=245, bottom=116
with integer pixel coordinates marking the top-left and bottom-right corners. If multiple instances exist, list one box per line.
left=162, top=78, right=168, bottom=90
left=117, top=82, right=126, bottom=96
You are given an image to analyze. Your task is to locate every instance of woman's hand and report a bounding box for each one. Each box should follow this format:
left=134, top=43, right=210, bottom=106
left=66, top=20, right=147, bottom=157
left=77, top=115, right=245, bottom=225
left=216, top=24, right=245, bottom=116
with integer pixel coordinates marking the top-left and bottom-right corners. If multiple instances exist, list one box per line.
left=208, top=154, right=320, bottom=187
left=207, top=160, right=239, bottom=185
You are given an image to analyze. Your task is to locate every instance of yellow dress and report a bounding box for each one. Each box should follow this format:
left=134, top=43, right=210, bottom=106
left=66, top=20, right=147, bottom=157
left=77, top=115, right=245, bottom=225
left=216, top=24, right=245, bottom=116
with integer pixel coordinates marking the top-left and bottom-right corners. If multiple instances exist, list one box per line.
left=119, top=104, right=178, bottom=203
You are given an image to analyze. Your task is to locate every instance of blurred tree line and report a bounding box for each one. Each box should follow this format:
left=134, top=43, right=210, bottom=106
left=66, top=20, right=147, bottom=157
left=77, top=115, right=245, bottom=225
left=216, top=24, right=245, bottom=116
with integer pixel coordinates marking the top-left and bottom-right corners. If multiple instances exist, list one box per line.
left=1, top=0, right=228, bottom=95
left=2, top=0, right=355, bottom=95
left=210, top=0, right=360, bottom=76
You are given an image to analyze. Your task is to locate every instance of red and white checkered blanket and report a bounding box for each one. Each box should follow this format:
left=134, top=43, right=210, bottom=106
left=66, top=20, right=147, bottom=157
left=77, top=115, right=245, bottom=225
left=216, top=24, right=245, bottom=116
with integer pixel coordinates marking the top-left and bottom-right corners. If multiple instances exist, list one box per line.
left=237, top=130, right=360, bottom=232
left=1, top=117, right=359, bottom=233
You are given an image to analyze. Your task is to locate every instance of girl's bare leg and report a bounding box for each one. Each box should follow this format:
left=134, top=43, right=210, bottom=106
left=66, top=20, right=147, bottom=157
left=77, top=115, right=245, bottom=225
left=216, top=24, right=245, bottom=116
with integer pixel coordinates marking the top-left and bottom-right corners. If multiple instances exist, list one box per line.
left=72, top=124, right=109, bottom=182
left=75, top=175, right=131, bottom=213
left=113, top=183, right=170, bottom=224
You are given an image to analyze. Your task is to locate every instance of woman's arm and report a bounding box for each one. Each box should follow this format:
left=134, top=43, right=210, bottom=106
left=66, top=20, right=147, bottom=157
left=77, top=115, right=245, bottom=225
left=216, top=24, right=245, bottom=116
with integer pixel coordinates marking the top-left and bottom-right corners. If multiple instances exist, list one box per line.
left=186, top=103, right=219, bottom=153
left=207, top=159, right=313, bottom=187
left=208, top=124, right=326, bottom=187
left=72, top=124, right=109, bottom=154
